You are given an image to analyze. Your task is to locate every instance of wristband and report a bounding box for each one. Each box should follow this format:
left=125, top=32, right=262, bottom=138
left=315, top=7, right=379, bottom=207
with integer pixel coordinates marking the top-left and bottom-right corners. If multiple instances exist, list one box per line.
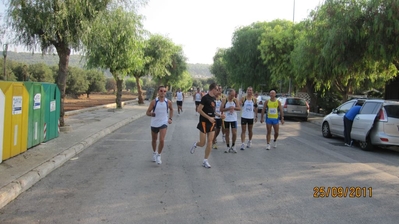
left=169, top=118, right=172, bottom=120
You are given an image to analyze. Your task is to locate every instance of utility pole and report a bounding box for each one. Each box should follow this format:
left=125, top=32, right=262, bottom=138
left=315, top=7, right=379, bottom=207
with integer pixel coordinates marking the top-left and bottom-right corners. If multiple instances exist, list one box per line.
left=288, top=0, right=295, bottom=96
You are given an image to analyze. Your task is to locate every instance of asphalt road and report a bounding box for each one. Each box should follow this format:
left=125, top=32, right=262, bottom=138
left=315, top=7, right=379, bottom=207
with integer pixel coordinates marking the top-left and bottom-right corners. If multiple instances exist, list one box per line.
left=1, top=102, right=399, bottom=224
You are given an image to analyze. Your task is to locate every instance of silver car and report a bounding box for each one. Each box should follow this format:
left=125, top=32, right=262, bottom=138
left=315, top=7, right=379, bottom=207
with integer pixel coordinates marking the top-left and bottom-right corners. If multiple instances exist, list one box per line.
left=278, top=97, right=309, bottom=121
left=257, top=95, right=270, bottom=113
left=321, top=99, right=399, bottom=150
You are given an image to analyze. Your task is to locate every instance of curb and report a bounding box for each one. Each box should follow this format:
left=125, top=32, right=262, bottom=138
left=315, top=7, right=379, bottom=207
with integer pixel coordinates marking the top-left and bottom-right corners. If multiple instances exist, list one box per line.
left=0, top=104, right=145, bottom=209
left=65, top=100, right=137, bottom=116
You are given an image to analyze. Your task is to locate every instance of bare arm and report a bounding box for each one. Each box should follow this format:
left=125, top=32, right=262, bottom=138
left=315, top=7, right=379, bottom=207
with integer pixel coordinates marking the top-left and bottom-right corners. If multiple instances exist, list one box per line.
left=146, top=100, right=156, bottom=117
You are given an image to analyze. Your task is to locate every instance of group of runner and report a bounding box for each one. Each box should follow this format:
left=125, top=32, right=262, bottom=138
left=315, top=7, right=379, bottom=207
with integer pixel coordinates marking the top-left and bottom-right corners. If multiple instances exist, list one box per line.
left=146, top=84, right=285, bottom=168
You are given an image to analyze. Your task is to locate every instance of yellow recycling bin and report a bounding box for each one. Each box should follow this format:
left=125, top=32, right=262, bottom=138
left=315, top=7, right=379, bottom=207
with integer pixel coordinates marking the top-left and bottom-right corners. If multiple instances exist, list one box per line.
left=0, top=89, right=4, bottom=163
left=0, top=81, right=29, bottom=161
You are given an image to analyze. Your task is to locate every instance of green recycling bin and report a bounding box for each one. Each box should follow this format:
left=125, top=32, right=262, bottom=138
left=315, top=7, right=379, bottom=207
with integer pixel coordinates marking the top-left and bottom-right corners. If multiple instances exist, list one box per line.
left=42, top=83, right=60, bottom=142
left=24, top=82, right=45, bottom=148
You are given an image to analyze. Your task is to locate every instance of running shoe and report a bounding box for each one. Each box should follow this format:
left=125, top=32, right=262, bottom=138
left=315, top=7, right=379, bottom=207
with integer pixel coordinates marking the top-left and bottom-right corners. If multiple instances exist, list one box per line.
left=156, top=154, right=162, bottom=165
left=247, top=140, right=251, bottom=148
left=240, top=143, right=245, bottom=150
left=190, top=142, right=197, bottom=154
left=224, top=147, right=230, bottom=153
left=273, top=140, right=277, bottom=148
left=152, top=152, right=157, bottom=162
left=212, top=144, right=218, bottom=149
left=266, top=144, right=271, bottom=150
left=231, top=146, right=237, bottom=153
left=203, top=160, right=211, bottom=168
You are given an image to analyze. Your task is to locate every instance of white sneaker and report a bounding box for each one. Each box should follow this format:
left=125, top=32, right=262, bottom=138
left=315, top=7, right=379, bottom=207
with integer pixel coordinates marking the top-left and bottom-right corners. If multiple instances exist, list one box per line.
left=240, top=143, right=245, bottom=150
left=247, top=140, right=251, bottom=148
left=152, top=152, right=157, bottom=162
left=224, top=147, right=230, bottom=153
left=203, top=160, right=211, bottom=168
left=231, top=146, right=237, bottom=153
left=266, top=144, right=271, bottom=150
left=212, top=144, right=218, bottom=149
left=156, top=154, right=162, bottom=165
left=273, top=141, right=277, bottom=148
left=222, top=135, right=226, bottom=143
left=190, top=142, right=197, bottom=154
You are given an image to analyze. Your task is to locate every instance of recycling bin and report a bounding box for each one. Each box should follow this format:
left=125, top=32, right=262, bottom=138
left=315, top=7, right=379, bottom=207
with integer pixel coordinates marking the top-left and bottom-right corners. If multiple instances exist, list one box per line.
left=24, top=82, right=45, bottom=148
left=0, top=81, right=29, bottom=161
left=0, top=89, right=5, bottom=163
left=42, top=83, right=60, bottom=142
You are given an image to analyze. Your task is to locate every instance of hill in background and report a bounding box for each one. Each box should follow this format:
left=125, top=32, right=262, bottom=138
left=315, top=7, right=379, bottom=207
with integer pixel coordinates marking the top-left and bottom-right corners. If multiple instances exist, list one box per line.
left=3, top=51, right=213, bottom=79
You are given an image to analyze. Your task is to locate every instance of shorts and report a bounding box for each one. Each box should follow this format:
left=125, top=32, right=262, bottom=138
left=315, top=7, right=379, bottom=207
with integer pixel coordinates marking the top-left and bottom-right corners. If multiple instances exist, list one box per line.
left=195, top=101, right=201, bottom=106
left=177, top=101, right=183, bottom=106
left=224, top=121, right=237, bottom=129
left=197, top=121, right=216, bottom=133
left=241, top=117, right=254, bottom=125
left=151, top=124, right=168, bottom=133
left=266, top=118, right=279, bottom=125
left=215, top=118, right=222, bottom=129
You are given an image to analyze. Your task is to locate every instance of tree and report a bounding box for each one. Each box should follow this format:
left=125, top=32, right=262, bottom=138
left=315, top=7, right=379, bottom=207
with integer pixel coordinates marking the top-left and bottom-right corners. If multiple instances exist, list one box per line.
left=210, top=48, right=230, bottom=88
left=259, top=20, right=295, bottom=93
left=85, top=69, right=106, bottom=98
left=6, top=0, right=114, bottom=126
left=224, top=22, right=271, bottom=90
left=154, top=45, right=188, bottom=91
left=133, top=34, right=177, bottom=102
left=28, top=63, right=54, bottom=82
left=83, top=7, right=145, bottom=108
left=66, top=67, right=89, bottom=98
left=174, top=71, right=193, bottom=92
left=106, top=78, right=117, bottom=92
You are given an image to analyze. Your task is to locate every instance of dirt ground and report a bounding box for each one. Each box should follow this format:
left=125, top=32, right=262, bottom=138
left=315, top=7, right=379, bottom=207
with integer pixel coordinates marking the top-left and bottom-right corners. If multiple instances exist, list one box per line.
left=64, top=92, right=139, bottom=111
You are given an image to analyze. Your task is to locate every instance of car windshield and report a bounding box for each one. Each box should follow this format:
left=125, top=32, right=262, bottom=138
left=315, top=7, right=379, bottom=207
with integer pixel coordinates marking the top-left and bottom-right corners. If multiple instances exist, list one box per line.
left=287, top=98, right=306, bottom=106
left=384, top=105, right=399, bottom=119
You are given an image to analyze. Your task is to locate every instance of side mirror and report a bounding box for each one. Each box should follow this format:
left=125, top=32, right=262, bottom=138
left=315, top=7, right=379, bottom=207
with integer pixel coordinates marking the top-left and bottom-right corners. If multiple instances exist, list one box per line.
left=332, top=109, right=338, bottom=113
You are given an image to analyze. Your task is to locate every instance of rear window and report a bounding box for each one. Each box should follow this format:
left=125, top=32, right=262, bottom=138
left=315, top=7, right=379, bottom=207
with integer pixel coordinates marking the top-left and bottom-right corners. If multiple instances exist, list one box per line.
left=286, top=98, right=306, bottom=106
left=384, top=105, right=399, bottom=119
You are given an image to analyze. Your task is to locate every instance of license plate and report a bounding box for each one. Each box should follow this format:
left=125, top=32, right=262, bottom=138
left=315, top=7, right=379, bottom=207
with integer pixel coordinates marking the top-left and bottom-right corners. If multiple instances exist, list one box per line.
left=293, top=110, right=302, bottom=113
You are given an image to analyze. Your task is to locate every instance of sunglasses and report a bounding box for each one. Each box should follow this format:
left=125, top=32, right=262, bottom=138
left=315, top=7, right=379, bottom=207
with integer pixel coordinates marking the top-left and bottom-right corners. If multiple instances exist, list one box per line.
left=159, top=90, right=167, bottom=93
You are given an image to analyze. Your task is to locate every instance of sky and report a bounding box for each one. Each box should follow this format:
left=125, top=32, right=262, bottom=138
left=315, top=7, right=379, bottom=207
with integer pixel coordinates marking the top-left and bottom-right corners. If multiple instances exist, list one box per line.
left=1, top=0, right=324, bottom=64
left=138, top=0, right=324, bottom=64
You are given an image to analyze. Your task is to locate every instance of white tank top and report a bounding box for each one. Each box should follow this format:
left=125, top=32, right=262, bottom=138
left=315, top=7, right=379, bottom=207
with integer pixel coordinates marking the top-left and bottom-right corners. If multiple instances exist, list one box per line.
left=176, top=92, right=183, bottom=101
left=151, top=99, right=168, bottom=128
left=215, top=98, right=222, bottom=119
left=241, top=97, right=255, bottom=119
left=195, top=93, right=201, bottom=102
left=224, top=99, right=237, bottom=122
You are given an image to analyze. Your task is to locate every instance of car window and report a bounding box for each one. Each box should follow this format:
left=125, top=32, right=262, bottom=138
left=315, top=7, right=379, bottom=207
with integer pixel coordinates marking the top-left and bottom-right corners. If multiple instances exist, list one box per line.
left=384, top=105, right=399, bottom=119
left=286, top=98, right=306, bottom=106
left=360, top=102, right=382, bottom=114
left=338, top=102, right=355, bottom=113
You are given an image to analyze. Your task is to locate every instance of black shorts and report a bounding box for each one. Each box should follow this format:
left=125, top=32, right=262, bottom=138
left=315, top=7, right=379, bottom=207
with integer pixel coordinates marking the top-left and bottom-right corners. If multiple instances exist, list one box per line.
left=215, top=119, right=222, bottom=129
left=195, top=101, right=201, bottom=106
left=241, top=117, right=254, bottom=125
left=197, top=121, right=216, bottom=133
left=177, top=101, right=183, bottom=106
left=224, top=121, right=237, bottom=129
left=151, top=124, right=167, bottom=133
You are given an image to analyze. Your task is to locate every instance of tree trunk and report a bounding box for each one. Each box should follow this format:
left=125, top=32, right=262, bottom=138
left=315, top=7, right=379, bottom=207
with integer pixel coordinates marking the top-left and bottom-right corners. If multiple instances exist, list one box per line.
left=115, top=77, right=123, bottom=109
left=55, top=44, right=71, bottom=127
left=135, top=76, right=144, bottom=104
left=305, top=81, right=318, bottom=113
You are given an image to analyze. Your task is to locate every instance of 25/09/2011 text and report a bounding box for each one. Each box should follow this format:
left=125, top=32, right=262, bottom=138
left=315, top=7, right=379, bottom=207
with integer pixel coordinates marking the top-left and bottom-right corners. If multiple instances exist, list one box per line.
left=313, top=186, right=372, bottom=198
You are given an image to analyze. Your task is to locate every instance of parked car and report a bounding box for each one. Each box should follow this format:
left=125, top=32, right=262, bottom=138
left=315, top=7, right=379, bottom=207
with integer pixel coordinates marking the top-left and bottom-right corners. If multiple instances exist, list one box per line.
left=257, top=95, right=270, bottom=113
left=321, top=99, right=399, bottom=151
left=278, top=97, right=309, bottom=121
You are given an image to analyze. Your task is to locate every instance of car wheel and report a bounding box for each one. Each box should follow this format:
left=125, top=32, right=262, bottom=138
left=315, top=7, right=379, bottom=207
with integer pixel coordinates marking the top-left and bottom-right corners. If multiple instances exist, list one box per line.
left=322, top=122, right=332, bottom=138
left=359, top=137, right=373, bottom=151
